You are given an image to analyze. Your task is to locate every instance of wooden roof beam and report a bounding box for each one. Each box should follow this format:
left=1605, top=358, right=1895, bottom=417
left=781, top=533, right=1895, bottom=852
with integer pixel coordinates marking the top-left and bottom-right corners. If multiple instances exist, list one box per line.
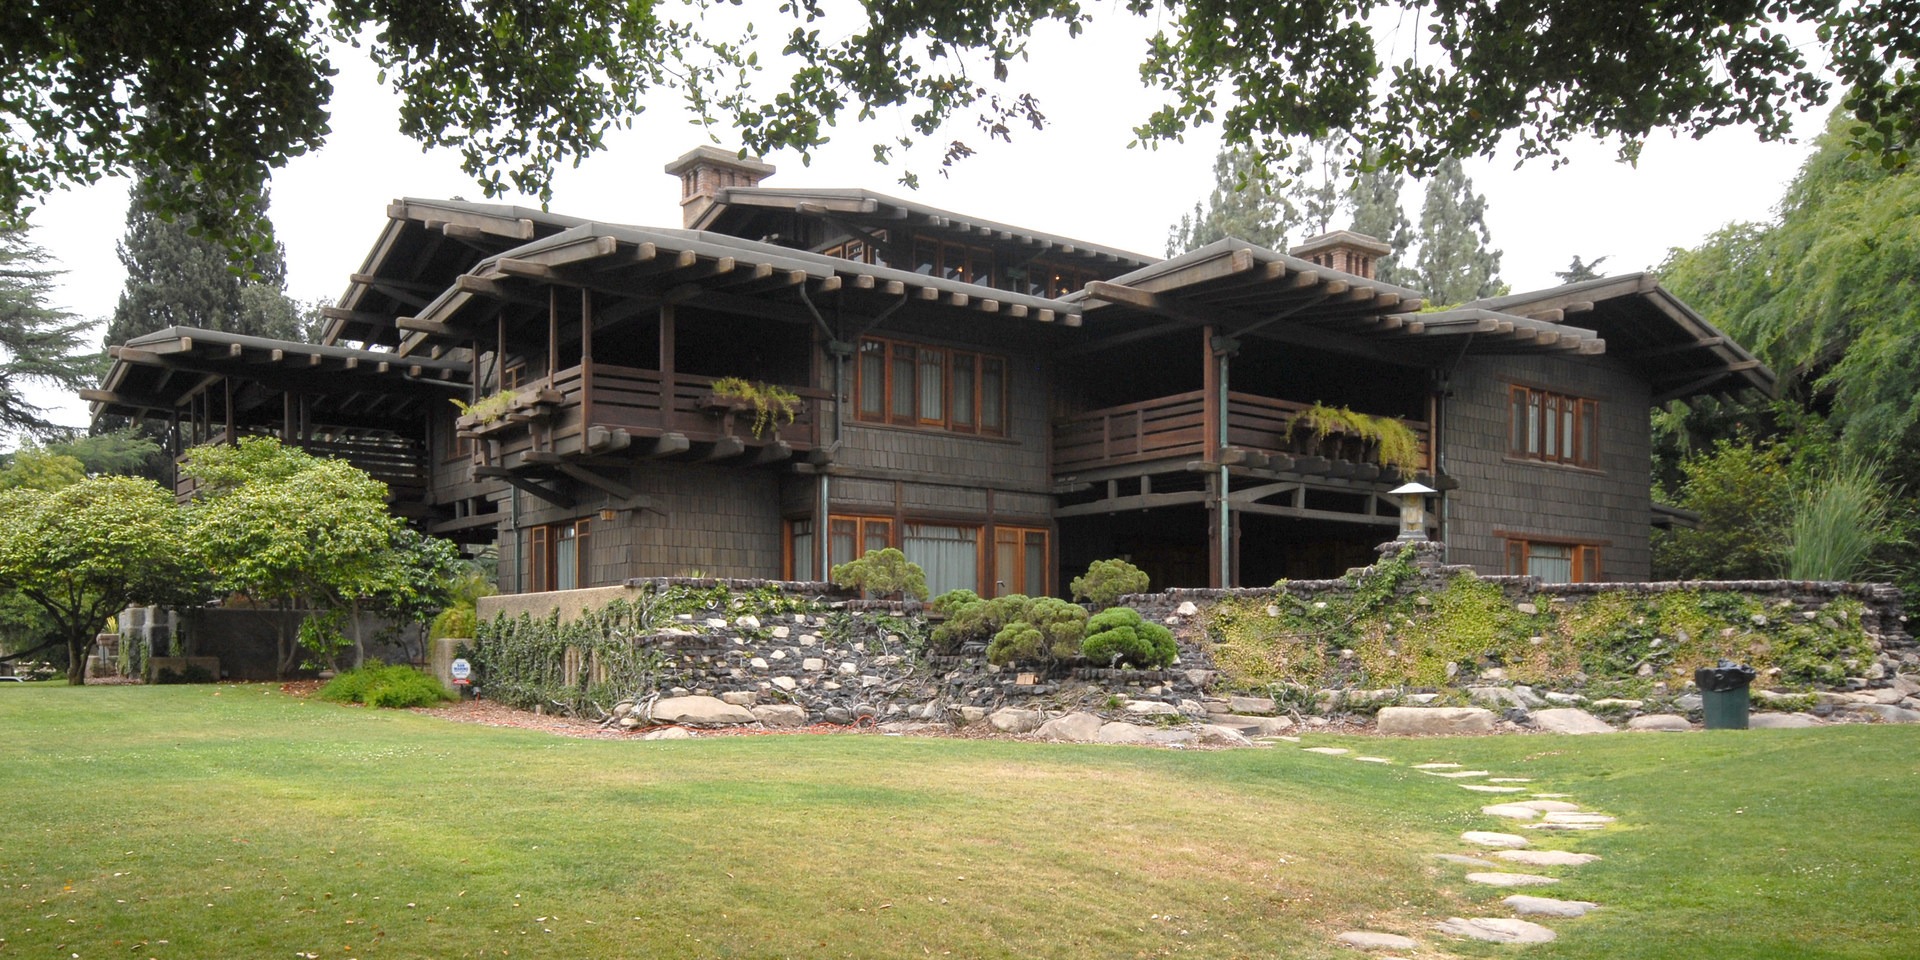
left=1625, top=336, right=1725, bottom=359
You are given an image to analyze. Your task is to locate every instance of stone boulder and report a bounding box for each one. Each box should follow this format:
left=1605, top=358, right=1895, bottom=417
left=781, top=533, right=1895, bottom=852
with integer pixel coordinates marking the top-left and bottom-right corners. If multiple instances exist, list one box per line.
left=751, top=704, right=809, bottom=727
left=1196, top=724, right=1255, bottom=747
left=1627, top=714, right=1692, bottom=733
left=1036, top=712, right=1104, bottom=742
left=1376, top=706, right=1496, bottom=736
left=1095, top=721, right=1153, bottom=743
left=1530, top=707, right=1617, bottom=735
left=988, top=707, right=1046, bottom=734
left=1227, top=695, right=1277, bottom=715
left=651, top=695, right=756, bottom=725
left=642, top=727, right=694, bottom=740
left=1841, top=703, right=1920, bottom=723
left=1749, top=712, right=1821, bottom=729
left=1123, top=699, right=1181, bottom=716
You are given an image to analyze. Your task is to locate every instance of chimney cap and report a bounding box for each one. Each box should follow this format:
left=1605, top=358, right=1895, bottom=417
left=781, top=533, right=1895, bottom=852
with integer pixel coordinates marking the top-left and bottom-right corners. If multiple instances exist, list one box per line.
left=1290, top=229, right=1391, bottom=259
left=663, top=145, right=776, bottom=178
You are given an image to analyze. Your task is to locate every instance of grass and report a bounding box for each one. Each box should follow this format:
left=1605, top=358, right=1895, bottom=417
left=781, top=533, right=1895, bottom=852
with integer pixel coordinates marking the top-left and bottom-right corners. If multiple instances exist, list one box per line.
left=0, top=685, right=1915, bottom=959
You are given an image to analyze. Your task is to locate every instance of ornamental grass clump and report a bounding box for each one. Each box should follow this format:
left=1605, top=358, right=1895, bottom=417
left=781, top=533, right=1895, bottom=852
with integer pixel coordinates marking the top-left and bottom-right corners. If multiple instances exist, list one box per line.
left=316, top=662, right=452, bottom=708
left=1081, top=606, right=1176, bottom=668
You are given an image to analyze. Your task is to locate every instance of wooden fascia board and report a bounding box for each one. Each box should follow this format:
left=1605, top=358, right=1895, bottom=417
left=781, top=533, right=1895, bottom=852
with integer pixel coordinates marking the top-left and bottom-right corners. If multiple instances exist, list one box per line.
left=387, top=201, right=536, bottom=240
left=1083, top=280, right=1412, bottom=364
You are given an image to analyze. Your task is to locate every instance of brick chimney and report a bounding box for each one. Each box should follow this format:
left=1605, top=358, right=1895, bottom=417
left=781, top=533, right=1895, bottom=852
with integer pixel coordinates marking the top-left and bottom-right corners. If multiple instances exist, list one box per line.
left=664, top=146, right=776, bottom=228
left=1289, top=229, right=1392, bottom=280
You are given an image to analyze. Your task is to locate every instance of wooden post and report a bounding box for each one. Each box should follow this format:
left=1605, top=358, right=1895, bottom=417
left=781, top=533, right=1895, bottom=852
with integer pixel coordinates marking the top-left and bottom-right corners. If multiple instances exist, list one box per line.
left=548, top=287, right=560, bottom=380
left=1201, top=326, right=1221, bottom=587
left=657, top=302, right=674, bottom=431
left=581, top=288, right=595, bottom=434
left=222, top=378, right=235, bottom=445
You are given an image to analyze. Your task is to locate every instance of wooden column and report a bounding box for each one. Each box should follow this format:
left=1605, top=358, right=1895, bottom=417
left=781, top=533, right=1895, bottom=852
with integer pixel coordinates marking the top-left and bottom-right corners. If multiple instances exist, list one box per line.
left=657, top=303, right=675, bottom=431
left=580, top=289, right=595, bottom=432
left=222, top=378, right=235, bottom=445
left=1201, top=326, right=1221, bottom=587
left=548, top=287, right=560, bottom=380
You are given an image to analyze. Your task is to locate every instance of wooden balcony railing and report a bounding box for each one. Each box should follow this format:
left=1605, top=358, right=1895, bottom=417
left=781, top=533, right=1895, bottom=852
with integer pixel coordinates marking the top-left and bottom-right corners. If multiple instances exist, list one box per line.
left=479, top=364, right=824, bottom=462
left=1052, top=390, right=1429, bottom=477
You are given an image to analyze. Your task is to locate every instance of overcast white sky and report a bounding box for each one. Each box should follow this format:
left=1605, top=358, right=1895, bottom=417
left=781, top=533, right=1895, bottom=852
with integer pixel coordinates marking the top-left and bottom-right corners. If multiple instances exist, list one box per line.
left=23, top=12, right=1828, bottom=437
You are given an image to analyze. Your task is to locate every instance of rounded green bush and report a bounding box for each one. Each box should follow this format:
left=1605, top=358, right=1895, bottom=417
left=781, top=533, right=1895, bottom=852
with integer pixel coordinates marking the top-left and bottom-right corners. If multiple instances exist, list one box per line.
left=318, top=663, right=452, bottom=708
left=1081, top=606, right=1177, bottom=668
left=1070, top=558, right=1151, bottom=608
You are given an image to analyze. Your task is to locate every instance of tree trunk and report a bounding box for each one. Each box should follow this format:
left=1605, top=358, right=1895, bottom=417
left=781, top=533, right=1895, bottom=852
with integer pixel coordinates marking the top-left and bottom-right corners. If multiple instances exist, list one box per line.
left=351, top=600, right=365, bottom=670
left=65, top=632, right=91, bottom=686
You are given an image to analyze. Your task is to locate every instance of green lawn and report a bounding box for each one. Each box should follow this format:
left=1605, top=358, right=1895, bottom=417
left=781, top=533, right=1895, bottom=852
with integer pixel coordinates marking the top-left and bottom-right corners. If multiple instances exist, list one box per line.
left=1, top=684, right=1914, bottom=959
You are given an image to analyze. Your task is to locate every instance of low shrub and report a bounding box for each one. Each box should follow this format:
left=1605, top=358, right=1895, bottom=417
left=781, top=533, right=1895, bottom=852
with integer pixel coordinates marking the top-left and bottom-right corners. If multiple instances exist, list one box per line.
left=1070, top=559, right=1151, bottom=609
left=317, top=662, right=451, bottom=709
left=1081, top=606, right=1177, bottom=668
left=831, top=548, right=929, bottom=601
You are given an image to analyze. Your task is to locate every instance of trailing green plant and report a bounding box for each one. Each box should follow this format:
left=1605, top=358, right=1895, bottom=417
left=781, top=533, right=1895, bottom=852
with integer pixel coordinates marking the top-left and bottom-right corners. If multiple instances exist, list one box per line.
left=1289, top=402, right=1423, bottom=477
left=450, top=389, right=519, bottom=424
left=1783, top=458, right=1900, bottom=581
left=831, top=548, right=928, bottom=601
left=467, top=583, right=826, bottom=715
left=1081, top=606, right=1176, bottom=668
left=1069, top=558, right=1151, bottom=609
left=708, top=376, right=803, bottom=438
left=985, top=596, right=1088, bottom=666
left=316, top=661, right=453, bottom=708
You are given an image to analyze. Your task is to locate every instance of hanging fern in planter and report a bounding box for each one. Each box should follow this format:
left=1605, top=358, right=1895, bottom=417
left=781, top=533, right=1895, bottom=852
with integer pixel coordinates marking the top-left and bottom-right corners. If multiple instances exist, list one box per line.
left=451, top=389, right=520, bottom=425
left=707, top=377, right=803, bottom=438
left=1291, top=403, right=1424, bottom=477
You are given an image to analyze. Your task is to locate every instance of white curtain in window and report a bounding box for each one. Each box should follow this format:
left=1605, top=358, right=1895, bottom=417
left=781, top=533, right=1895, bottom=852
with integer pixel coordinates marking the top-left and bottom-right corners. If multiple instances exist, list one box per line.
left=790, top=522, right=814, bottom=581
left=904, top=524, right=978, bottom=596
left=1527, top=543, right=1573, bottom=583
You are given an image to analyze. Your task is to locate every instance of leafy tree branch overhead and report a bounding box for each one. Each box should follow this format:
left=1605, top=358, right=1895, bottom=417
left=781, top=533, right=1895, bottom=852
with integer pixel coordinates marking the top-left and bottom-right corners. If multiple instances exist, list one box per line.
left=3, top=0, right=1914, bottom=255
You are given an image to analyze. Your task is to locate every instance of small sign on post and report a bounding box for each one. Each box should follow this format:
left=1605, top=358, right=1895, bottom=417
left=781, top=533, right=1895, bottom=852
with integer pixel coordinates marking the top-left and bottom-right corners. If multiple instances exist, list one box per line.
left=450, top=658, right=472, bottom=686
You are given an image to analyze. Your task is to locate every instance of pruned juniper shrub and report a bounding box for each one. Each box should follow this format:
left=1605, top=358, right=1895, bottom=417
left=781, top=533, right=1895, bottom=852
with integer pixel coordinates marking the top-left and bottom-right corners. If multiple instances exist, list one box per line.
left=1069, top=558, right=1150, bottom=609
left=1082, top=606, right=1176, bottom=668
left=316, top=662, right=451, bottom=708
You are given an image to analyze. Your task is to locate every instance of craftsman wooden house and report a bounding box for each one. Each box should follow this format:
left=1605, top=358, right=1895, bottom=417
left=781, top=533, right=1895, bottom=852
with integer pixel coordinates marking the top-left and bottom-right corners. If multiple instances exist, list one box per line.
left=90, top=147, right=1772, bottom=596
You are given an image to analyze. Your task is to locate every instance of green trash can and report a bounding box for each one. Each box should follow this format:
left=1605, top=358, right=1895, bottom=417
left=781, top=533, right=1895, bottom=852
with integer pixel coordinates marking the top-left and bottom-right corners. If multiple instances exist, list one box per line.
left=1695, top=662, right=1757, bottom=730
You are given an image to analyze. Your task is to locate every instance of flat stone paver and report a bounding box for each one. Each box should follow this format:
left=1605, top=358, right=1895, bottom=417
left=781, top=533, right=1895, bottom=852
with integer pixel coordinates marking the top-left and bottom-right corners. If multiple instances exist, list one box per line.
left=1529, top=792, right=1574, bottom=798
left=1465, top=871, right=1560, bottom=887
left=1413, top=762, right=1463, bottom=769
left=1543, top=811, right=1616, bottom=824
left=1334, top=931, right=1419, bottom=951
left=1437, top=917, right=1558, bottom=943
left=1480, top=803, right=1542, bottom=820
left=1494, top=849, right=1601, bottom=866
left=1461, top=831, right=1531, bottom=848
left=1504, top=894, right=1600, bottom=918
left=1461, top=784, right=1527, bottom=793
left=1515, top=799, right=1582, bottom=812
left=1354, top=756, right=1394, bottom=763
left=1525, top=822, right=1606, bottom=831
left=1304, top=746, right=1351, bottom=755
left=1432, top=853, right=1500, bottom=867
left=1423, top=769, right=1492, bottom=778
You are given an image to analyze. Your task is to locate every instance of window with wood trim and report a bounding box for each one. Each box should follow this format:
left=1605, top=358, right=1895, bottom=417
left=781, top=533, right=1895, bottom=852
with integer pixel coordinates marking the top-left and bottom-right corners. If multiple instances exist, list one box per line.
left=826, top=516, right=893, bottom=571
left=904, top=523, right=980, bottom=596
left=821, top=232, right=888, bottom=266
left=1509, top=385, right=1599, bottom=467
left=992, top=526, right=1049, bottom=597
left=1505, top=540, right=1601, bottom=583
left=855, top=337, right=1008, bottom=435
left=528, top=520, right=591, bottom=592
left=912, top=237, right=995, bottom=285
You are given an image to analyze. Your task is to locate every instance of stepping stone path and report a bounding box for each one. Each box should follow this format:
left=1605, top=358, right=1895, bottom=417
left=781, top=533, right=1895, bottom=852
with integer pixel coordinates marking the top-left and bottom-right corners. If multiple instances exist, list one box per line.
left=1495, top=850, right=1601, bottom=866
left=1297, top=746, right=1612, bottom=955
left=1461, top=831, right=1531, bottom=848
left=1436, top=917, right=1558, bottom=944
left=1504, top=895, right=1600, bottom=918
left=1334, top=931, right=1418, bottom=951
left=1465, top=871, right=1561, bottom=887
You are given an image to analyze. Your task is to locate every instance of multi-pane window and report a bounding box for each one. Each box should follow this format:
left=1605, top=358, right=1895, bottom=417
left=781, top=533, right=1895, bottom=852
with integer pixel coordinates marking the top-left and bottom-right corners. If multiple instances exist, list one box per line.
left=1509, top=385, right=1599, bottom=467
left=913, top=238, right=994, bottom=284
left=992, top=527, right=1049, bottom=597
left=528, top=520, right=591, bottom=592
left=1505, top=540, right=1601, bottom=583
left=903, top=523, right=980, bottom=596
left=856, top=337, right=1008, bottom=435
left=828, top=516, right=893, bottom=571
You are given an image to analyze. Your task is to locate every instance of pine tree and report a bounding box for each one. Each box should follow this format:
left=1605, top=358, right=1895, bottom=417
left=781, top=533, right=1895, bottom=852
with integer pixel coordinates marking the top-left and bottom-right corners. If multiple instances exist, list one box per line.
left=104, top=170, right=305, bottom=348
left=1345, top=155, right=1415, bottom=286
left=0, top=227, right=93, bottom=439
left=1413, top=158, right=1504, bottom=305
left=1166, top=147, right=1301, bottom=255
left=1555, top=255, right=1610, bottom=284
